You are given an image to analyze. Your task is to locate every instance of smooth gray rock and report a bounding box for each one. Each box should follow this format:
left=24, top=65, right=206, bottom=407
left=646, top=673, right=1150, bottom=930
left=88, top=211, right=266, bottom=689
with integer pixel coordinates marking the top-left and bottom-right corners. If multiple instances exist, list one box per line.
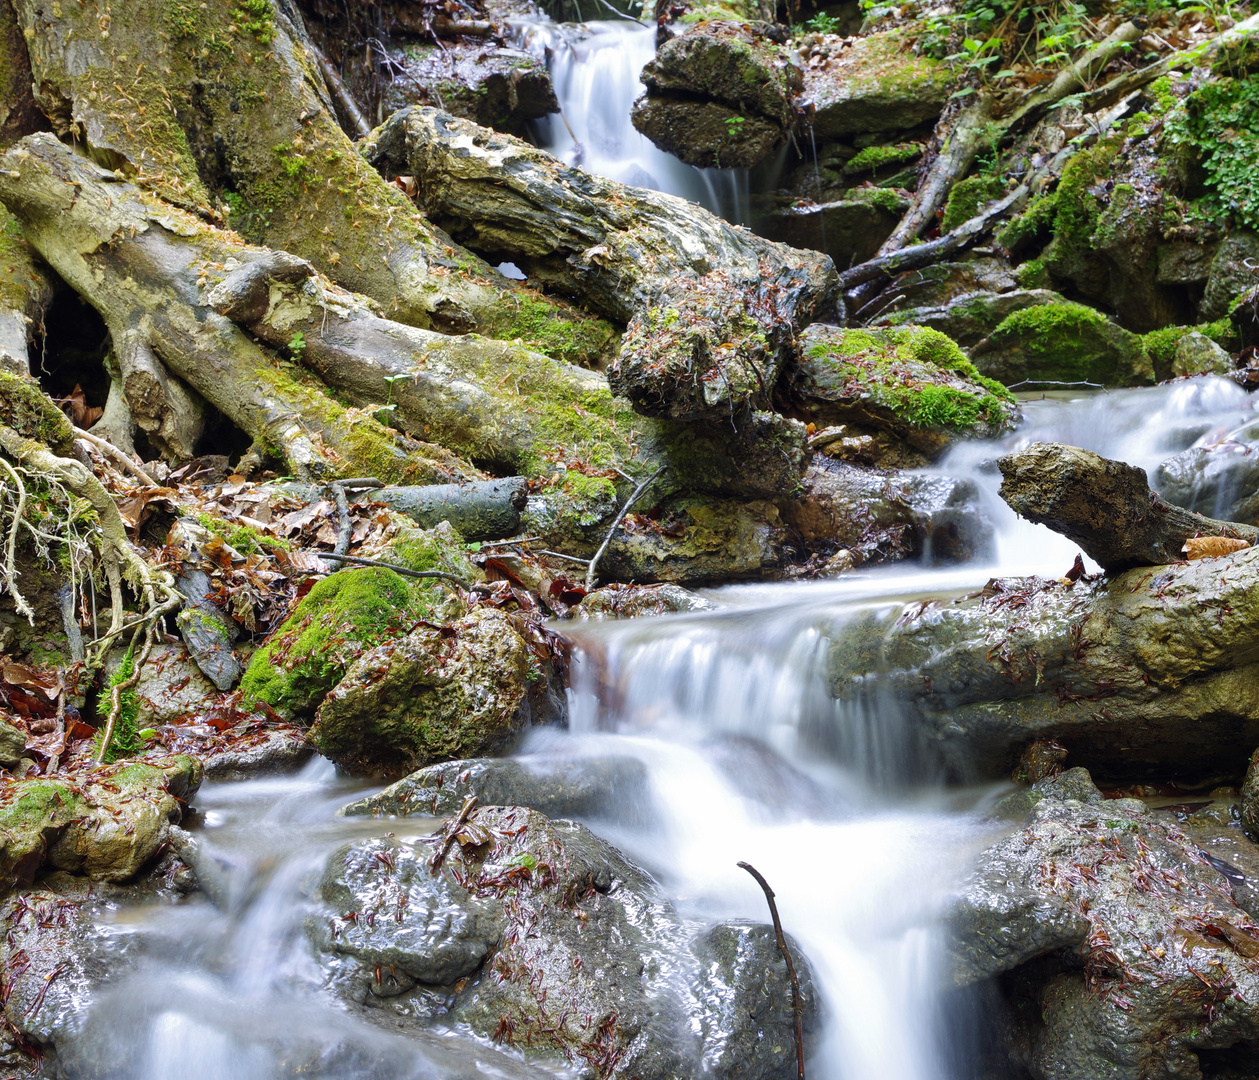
left=0, top=717, right=26, bottom=765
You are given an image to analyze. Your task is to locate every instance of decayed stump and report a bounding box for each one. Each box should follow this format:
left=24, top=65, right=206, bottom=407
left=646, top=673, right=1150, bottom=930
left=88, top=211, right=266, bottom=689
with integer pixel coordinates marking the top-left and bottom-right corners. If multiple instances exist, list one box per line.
left=998, top=442, right=1258, bottom=571
left=365, top=107, right=837, bottom=423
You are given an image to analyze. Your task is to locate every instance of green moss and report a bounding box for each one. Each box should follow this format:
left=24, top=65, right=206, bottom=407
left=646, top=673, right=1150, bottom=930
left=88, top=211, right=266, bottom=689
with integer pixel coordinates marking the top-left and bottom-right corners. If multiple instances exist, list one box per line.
left=1141, top=318, right=1238, bottom=372
left=996, top=193, right=1057, bottom=252
left=1014, top=258, right=1050, bottom=289
left=844, top=142, right=921, bottom=176
left=804, top=325, right=1015, bottom=432
left=983, top=301, right=1151, bottom=386
left=231, top=0, right=274, bottom=43
left=196, top=513, right=291, bottom=554
left=0, top=371, right=75, bottom=453
left=941, top=173, right=1007, bottom=234
left=480, top=293, right=616, bottom=368
left=95, top=641, right=143, bottom=763
left=238, top=567, right=425, bottom=719
left=1049, top=138, right=1122, bottom=249
left=848, top=185, right=909, bottom=215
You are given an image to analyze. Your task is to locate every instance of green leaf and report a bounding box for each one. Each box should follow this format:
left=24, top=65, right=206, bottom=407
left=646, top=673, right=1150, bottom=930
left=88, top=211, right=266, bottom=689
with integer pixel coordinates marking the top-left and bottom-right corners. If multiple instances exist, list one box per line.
left=951, top=87, right=978, bottom=98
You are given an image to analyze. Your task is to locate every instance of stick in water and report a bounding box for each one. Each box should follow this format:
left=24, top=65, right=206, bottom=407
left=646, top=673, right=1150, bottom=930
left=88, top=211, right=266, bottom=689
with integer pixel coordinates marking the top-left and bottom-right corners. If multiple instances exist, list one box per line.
left=738, top=860, right=805, bottom=1080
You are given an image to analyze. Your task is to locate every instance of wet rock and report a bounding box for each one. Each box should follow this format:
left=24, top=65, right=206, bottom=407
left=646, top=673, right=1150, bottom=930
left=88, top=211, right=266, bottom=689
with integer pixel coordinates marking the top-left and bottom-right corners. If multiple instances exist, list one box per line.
left=1156, top=239, right=1218, bottom=285
left=632, top=22, right=801, bottom=169
left=600, top=495, right=793, bottom=586
left=1230, top=284, right=1259, bottom=349
left=0, top=755, right=202, bottom=890
left=881, top=288, right=1059, bottom=348
left=201, top=727, right=313, bottom=782
left=1201, top=232, right=1259, bottom=321
left=970, top=299, right=1153, bottom=388
left=1239, top=748, right=1259, bottom=846
left=125, top=643, right=221, bottom=726
left=1153, top=422, right=1259, bottom=525
left=826, top=549, right=1259, bottom=778
left=950, top=797, right=1259, bottom=1080
left=0, top=716, right=25, bottom=764
left=782, top=461, right=990, bottom=565
left=1173, top=329, right=1234, bottom=376
left=754, top=195, right=903, bottom=267
left=860, top=257, right=1020, bottom=321
left=315, top=804, right=818, bottom=1079
left=238, top=525, right=478, bottom=721
left=381, top=42, right=557, bottom=139
left=571, top=583, right=717, bottom=620
left=804, top=31, right=954, bottom=139
left=339, top=754, right=652, bottom=822
left=311, top=607, right=563, bottom=773
left=791, top=323, right=1018, bottom=460
left=995, top=766, right=1106, bottom=817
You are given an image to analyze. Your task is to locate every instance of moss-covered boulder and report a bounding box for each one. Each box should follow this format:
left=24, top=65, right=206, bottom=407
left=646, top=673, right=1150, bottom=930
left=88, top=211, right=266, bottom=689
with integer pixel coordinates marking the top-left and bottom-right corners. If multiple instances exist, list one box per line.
left=790, top=323, right=1017, bottom=459
left=631, top=21, right=801, bottom=169
left=311, top=607, right=562, bottom=773
left=804, top=31, right=954, bottom=139
left=970, top=300, right=1153, bottom=388
left=882, top=288, right=1059, bottom=348
left=238, top=522, right=478, bottom=720
left=0, top=756, right=201, bottom=891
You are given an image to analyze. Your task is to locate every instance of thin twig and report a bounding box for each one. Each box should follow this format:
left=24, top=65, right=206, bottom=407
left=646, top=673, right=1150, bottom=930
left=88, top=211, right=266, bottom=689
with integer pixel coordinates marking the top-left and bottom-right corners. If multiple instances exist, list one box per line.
left=308, top=550, right=484, bottom=591
left=430, top=795, right=478, bottom=874
left=328, top=481, right=353, bottom=557
left=96, top=619, right=162, bottom=763
left=537, top=549, right=592, bottom=565
left=738, top=861, right=805, bottom=1080
left=1005, top=379, right=1106, bottom=390
left=586, top=466, right=666, bottom=590
left=72, top=426, right=159, bottom=487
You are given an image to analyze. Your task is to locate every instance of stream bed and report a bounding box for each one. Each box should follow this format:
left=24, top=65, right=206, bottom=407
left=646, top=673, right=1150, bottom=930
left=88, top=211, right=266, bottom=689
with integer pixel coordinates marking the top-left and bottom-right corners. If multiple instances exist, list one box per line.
left=49, top=378, right=1259, bottom=1078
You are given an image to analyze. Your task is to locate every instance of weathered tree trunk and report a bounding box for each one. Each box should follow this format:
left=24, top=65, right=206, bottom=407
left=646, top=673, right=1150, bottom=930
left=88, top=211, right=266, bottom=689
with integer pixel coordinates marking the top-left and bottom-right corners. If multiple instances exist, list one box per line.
left=998, top=442, right=1259, bottom=571
left=8, top=0, right=611, bottom=363
left=0, top=135, right=469, bottom=483
left=365, top=107, right=837, bottom=423
left=203, top=246, right=805, bottom=499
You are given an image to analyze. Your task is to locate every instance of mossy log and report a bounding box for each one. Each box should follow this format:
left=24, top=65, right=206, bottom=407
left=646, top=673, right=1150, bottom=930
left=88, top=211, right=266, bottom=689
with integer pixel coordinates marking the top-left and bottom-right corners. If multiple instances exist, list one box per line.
left=7, top=0, right=609, bottom=364
left=365, top=107, right=837, bottom=423
left=0, top=134, right=466, bottom=483
left=998, top=442, right=1259, bottom=571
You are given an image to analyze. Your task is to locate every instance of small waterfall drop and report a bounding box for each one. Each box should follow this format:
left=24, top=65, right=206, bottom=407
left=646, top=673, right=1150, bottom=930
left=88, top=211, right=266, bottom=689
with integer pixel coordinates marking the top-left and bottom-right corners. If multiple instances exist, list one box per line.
left=512, top=19, right=751, bottom=221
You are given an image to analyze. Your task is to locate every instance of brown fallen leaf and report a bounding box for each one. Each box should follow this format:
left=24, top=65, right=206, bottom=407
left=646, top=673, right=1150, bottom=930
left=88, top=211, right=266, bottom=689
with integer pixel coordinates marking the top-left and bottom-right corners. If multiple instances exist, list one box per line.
left=1183, top=536, right=1251, bottom=560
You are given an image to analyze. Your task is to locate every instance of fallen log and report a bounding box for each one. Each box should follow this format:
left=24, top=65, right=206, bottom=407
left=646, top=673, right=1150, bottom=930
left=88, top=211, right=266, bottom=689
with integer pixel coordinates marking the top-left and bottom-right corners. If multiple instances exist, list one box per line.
left=273, top=478, right=529, bottom=541
left=998, top=442, right=1258, bottom=571
left=7, top=0, right=609, bottom=362
left=364, top=107, right=837, bottom=423
left=0, top=135, right=467, bottom=484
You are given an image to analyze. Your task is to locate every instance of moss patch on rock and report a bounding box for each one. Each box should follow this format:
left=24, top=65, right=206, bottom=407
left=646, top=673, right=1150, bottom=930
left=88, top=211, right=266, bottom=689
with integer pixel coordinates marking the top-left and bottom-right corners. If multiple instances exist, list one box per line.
left=971, top=301, right=1154, bottom=387
left=792, top=323, right=1017, bottom=458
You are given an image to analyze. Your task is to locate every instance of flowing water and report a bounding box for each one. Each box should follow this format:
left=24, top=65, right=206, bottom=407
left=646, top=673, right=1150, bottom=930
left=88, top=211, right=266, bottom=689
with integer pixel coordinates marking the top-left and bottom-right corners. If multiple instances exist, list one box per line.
left=68, top=377, right=1259, bottom=1080
left=511, top=19, right=755, bottom=222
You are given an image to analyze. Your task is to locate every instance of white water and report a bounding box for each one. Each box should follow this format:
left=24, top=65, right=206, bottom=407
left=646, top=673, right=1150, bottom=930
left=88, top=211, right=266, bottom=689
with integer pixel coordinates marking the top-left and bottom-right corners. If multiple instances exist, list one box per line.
left=512, top=20, right=753, bottom=222
left=71, top=378, right=1258, bottom=1080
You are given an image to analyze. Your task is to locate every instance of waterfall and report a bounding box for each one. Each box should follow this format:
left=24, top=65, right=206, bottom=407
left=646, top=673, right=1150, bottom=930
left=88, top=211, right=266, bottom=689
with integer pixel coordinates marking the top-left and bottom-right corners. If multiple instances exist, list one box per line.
left=512, top=19, right=752, bottom=221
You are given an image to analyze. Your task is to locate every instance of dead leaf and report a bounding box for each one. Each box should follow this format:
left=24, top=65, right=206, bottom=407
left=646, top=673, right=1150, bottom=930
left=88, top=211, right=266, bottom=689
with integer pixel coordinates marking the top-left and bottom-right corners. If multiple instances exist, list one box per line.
left=1182, top=536, right=1250, bottom=560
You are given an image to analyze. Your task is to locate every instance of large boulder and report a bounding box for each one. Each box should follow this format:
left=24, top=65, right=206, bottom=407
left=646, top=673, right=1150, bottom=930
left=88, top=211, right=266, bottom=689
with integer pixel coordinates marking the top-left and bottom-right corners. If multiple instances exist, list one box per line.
left=881, top=288, right=1060, bottom=348
left=340, top=755, right=652, bottom=822
left=802, top=31, right=954, bottom=139
left=950, top=792, right=1259, bottom=1079
left=790, top=323, right=1018, bottom=459
left=0, top=756, right=202, bottom=890
left=631, top=22, right=802, bottom=169
left=970, top=299, right=1153, bottom=387
left=783, top=461, right=990, bottom=565
left=315, top=803, right=819, bottom=1080
left=824, top=547, right=1259, bottom=778
left=310, top=607, right=564, bottom=773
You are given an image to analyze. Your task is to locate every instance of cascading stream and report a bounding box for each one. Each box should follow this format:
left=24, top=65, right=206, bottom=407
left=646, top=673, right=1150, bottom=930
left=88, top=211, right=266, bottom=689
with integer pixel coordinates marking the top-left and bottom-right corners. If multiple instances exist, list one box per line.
left=63, top=377, right=1258, bottom=1080
left=511, top=19, right=753, bottom=221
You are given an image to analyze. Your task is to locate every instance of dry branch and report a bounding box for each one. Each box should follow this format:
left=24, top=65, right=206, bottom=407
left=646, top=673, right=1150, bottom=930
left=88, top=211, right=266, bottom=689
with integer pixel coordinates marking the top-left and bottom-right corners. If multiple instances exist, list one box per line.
left=998, top=442, right=1259, bottom=571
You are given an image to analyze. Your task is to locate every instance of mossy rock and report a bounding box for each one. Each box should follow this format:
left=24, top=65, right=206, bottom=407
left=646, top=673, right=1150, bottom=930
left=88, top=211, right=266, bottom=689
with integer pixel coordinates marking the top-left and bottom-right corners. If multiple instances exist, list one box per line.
left=238, top=521, right=479, bottom=720
left=805, top=32, right=955, bottom=139
left=0, top=370, right=75, bottom=453
left=1141, top=319, right=1236, bottom=380
left=791, top=323, right=1018, bottom=458
left=311, top=607, right=560, bottom=773
left=0, top=755, right=201, bottom=891
left=882, top=288, right=1059, bottom=348
left=971, top=301, right=1153, bottom=388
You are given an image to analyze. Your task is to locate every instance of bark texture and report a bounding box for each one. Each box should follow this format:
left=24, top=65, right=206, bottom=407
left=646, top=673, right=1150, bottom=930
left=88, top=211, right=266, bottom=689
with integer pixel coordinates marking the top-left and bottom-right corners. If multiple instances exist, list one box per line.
left=8, top=0, right=610, bottom=362
left=365, top=107, right=837, bottom=423
left=0, top=134, right=467, bottom=482
left=998, top=442, right=1259, bottom=571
